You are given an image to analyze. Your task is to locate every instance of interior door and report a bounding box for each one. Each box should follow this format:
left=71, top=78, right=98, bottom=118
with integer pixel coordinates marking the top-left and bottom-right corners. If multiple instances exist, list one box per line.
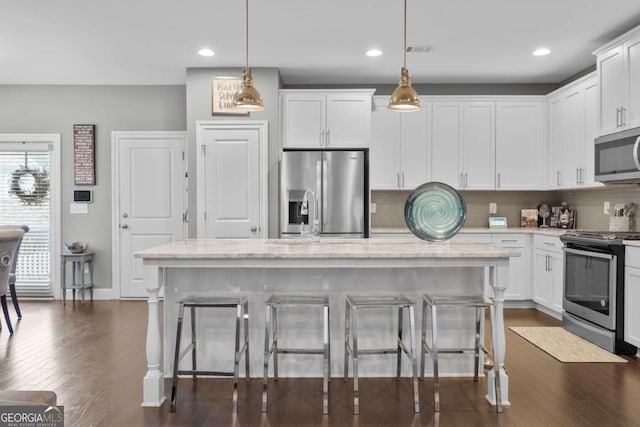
left=199, top=126, right=261, bottom=239
left=115, top=132, right=186, bottom=298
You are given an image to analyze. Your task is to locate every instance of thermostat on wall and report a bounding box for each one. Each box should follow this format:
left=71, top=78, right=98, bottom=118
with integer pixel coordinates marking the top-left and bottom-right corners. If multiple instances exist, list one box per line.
left=73, top=190, right=92, bottom=203
left=489, top=216, right=507, bottom=229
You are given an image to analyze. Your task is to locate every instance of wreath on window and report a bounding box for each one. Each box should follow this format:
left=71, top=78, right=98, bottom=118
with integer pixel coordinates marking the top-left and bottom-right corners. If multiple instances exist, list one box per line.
left=9, top=166, right=50, bottom=205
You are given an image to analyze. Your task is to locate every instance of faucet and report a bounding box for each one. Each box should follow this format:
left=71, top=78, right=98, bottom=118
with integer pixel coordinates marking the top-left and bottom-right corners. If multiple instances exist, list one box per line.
left=301, top=189, right=320, bottom=243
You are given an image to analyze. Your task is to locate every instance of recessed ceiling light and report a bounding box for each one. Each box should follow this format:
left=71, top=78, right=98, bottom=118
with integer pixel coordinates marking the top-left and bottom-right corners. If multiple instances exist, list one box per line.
left=198, top=48, right=215, bottom=57
left=532, top=48, right=551, bottom=56
left=366, top=49, right=383, bottom=57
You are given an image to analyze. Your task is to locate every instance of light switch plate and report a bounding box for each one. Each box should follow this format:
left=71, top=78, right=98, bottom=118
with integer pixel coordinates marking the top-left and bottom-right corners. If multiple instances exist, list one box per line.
left=370, top=203, right=377, bottom=214
left=70, top=203, right=88, bottom=214
left=489, top=202, right=497, bottom=214
left=604, top=201, right=610, bottom=214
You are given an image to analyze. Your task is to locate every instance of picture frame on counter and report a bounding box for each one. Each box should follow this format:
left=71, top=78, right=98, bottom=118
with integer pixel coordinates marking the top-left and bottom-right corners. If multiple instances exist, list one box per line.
left=211, top=76, right=249, bottom=115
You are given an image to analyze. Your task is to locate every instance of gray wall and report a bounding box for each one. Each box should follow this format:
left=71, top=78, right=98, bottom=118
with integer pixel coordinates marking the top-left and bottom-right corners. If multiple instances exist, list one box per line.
left=185, top=68, right=281, bottom=238
left=0, top=85, right=187, bottom=290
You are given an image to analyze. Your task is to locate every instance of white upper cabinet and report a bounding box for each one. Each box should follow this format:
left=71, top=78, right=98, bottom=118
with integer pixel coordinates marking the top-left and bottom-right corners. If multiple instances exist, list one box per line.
left=546, top=73, right=602, bottom=189
left=462, top=102, right=495, bottom=189
left=431, top=102, right=463, bottom=188
left=594, top=27, right=640, bottom=135
left=431, top=101, right=495, bottom=189
left=495, top=100, right=546, bottom=190
left=370, top=96, right=430, bottom=190
left=280, top=90, right=374, bottom=148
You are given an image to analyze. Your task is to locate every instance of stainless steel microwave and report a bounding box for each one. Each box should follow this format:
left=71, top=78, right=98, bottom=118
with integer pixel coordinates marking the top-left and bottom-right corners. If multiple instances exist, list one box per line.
left=595, top=127, right=640, bottom=183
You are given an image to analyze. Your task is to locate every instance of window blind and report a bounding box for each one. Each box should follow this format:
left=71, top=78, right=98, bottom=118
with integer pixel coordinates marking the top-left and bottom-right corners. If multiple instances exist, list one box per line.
left=0, top=150, right=52, bottom=297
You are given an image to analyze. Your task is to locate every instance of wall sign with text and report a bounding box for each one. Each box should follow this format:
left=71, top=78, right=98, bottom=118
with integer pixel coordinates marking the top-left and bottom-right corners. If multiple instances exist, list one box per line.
left=211, top=76, right=249, bottom=115
left=73, top=124, right=96, bottom=185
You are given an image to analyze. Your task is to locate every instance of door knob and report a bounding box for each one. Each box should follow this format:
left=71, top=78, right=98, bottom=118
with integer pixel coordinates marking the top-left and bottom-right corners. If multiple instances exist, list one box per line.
left=121, top=224, right=129, bottom=229
left=251, top=226, right=257, bottom=232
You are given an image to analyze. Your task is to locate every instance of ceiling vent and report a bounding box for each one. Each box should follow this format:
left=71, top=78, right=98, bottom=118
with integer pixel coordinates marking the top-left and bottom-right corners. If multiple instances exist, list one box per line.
left=406, top=45, right=435, bottom=54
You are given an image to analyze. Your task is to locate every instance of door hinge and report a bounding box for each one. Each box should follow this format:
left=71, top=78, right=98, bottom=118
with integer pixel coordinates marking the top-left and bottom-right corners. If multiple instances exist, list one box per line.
left=185, top=172, right=188, bottom=178
left=201, top=144, right=206, bottom=155
left=182, top=150, right=185, bottom=160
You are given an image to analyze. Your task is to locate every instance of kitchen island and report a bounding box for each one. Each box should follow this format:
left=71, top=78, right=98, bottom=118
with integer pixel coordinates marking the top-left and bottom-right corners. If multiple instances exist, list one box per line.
left=136, top=238, right=518, bottom=409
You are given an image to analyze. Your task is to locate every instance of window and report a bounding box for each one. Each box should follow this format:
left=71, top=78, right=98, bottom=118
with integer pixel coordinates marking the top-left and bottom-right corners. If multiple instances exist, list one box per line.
left=0, top=148, right=53, bottom=296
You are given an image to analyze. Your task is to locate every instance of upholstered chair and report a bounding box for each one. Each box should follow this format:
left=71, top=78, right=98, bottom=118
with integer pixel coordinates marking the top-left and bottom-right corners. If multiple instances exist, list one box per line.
left=0, top=225, right=29, bottom=319
left=0, top=228, right=26, bottom=334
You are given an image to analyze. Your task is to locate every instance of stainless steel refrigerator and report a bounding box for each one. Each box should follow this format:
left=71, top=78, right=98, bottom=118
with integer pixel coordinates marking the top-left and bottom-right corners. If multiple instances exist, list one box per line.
left=280, top=150, right=368, bottom=238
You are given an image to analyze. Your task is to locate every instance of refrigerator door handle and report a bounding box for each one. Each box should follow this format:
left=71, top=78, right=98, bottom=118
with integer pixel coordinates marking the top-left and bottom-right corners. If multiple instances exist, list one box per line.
left=322, top=159, right=328, bottom=228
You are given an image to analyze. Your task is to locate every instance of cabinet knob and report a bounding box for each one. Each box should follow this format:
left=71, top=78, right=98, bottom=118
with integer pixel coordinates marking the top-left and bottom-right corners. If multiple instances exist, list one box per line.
left=121, top=224, right=129, bottom=229
left=251, top=226, right=257, bottom=232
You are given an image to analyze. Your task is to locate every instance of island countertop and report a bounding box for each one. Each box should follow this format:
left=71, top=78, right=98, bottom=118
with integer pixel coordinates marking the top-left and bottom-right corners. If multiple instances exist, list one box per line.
left=135, top=238, right=520, bottom=260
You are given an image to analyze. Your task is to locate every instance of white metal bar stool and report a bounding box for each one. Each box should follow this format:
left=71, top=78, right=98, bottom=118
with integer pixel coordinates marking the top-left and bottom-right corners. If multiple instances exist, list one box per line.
left=344, top=295, right=420, bottom=415
left=169, top=296, right=249, bottom=413
left=421, top=294, right=502, bottom=413
left=262, top=294, right=330, bottom=415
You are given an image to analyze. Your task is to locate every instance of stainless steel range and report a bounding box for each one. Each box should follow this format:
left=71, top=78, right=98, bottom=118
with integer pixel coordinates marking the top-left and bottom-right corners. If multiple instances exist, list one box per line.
left=560, top=231, right=638, bottom=354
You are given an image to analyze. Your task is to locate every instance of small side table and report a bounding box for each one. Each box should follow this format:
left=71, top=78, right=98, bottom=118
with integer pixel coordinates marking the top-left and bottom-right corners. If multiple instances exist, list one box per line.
left=61, top=251, right=94, bottom=304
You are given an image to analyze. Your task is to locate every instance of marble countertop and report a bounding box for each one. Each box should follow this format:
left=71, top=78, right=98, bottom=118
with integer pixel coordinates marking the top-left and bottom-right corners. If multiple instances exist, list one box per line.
left=135, top=238, right=520, bottom=259
left=372, top=226, right=568, bottom=237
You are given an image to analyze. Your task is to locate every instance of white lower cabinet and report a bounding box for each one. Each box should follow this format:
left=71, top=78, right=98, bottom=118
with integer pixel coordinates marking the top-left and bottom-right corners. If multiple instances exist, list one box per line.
left=494, top=234, right=531, bottom=300
left=624, top=246, right=640, bottom=347
left=532, top=235, right=564, bottom=316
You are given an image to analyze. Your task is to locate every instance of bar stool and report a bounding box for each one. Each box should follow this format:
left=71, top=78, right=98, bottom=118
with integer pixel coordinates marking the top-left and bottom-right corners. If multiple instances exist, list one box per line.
left=420, top=294, right=502, bottom=413
left=343, top=295, right=420, bottom=415
left=169, top=296, right=249, bottom=413
left=262, top=294, right=330, bottom=415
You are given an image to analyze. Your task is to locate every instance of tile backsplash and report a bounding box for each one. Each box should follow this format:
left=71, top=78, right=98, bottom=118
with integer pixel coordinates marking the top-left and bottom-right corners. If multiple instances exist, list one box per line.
left=371, top=185, right=640, bottom=231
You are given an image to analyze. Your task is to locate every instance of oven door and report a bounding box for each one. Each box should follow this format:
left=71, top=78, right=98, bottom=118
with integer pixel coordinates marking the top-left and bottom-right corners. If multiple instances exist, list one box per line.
left=562, top=247, right=616, bottom=330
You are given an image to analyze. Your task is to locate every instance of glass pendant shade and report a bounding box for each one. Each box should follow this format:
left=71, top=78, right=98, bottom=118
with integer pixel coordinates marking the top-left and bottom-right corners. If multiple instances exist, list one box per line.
left=388, top=67, right=420, bottom=111
left=233, top=67, right=264, bottom=111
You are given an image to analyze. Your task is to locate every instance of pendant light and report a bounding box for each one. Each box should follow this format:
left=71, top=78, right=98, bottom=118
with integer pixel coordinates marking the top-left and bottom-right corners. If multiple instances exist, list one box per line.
left=388, top=0, right=420, bottom=111
left=232, top=0, right=264, bottom=111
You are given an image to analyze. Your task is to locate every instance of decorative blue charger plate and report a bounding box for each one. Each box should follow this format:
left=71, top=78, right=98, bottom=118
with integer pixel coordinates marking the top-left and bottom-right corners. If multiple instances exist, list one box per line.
left=404, top=182, right=467, bottom=242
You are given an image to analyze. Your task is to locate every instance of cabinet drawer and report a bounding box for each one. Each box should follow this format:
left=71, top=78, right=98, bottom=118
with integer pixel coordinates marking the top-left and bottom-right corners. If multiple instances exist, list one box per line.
left=493, top=234, right=527, bottom=248
left=534, top=234, right=563, bottom=253
left=625, top=245, right=640, bottom=268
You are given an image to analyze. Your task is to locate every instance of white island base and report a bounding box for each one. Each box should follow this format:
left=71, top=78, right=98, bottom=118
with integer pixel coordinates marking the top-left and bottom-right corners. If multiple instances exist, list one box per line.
left=137, top=239, right=516, bottom=409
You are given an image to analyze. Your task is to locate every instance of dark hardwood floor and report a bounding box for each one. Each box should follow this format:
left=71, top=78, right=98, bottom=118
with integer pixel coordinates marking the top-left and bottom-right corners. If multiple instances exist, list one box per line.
left=1, top=301, right=639, bottom=426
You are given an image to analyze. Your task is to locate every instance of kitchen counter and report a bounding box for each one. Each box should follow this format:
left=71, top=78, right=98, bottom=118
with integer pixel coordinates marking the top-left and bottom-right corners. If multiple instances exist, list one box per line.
left=372, top=226, right=569, bottom=237
left=137, top=238, right=514, bottom=408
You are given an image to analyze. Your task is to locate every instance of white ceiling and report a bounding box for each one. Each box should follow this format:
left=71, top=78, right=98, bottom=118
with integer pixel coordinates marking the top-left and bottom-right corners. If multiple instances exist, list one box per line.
left=2, top=0, right=640, bottom=86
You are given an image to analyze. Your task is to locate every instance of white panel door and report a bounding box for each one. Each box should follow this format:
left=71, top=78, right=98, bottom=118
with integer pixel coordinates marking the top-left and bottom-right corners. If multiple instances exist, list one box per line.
left=548, top=97, right=564, bottom=187
left=562, top=89, right=584, bottom=186
left=495, top=102, right=544, bottom=189
left=370, top=97, right=401, bottom=189
left=625, top=33, right=640, bottom=129
left=200, top=127, right=261, bottom=239
left=401, top=101, right=430, bottom=189
left=326, top=94, right=371, bottom=148
left=432, top=102, right=463, bottom=188
left=624, top=266, right=640, bottom=347
left=116, top=132, right=186, bottom=298
left=281, top=94, right=325, bottom=148
left=583, top=79, right=599, bottom=186
left=598, top=46, right=625, bottom=135
left=462, top=102, right=495, bottom=189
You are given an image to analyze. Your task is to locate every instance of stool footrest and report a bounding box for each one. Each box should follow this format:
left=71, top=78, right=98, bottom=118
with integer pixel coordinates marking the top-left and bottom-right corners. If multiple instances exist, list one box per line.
left=276, top=348, right=324, bottom=355
left=177, top=370, right=234, bottom=377
left=355, top=348, right=402, bottom=356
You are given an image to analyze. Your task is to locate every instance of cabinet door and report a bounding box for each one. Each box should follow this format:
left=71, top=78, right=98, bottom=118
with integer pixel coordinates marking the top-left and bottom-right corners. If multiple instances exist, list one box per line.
left=432, top=102, right=463, bottom=188
left=583, top=79, right=601, bottom=187
left=495, top=102, right=544, bottom=189
left=401, top=102, right=430, bottom=189
left=550, top=252, right=564, bottom=314
left=326, top=95, right=371, bottom=148
left=370, top=97, right=401, bottom=189
left=624, top=266, right=640, bottom=347
left=533, top=250, right=551, bottom=307
left=625, top=33, right=640, bottom=129
left=462, top=102, right=495, bottom=189
left=548, top=96, right=564, bottom=187
left=597, top=46, right=625, bottom=135
left=495, top=235, right=530, bottom=300
left=281, top=94, right=326, bottom=148
left=562, top=88, right=585, bottom=187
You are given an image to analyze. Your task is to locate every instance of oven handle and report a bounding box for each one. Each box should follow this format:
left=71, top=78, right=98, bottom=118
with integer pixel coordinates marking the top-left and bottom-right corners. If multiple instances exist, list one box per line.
left=562, top=247, right=616, bottom=261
